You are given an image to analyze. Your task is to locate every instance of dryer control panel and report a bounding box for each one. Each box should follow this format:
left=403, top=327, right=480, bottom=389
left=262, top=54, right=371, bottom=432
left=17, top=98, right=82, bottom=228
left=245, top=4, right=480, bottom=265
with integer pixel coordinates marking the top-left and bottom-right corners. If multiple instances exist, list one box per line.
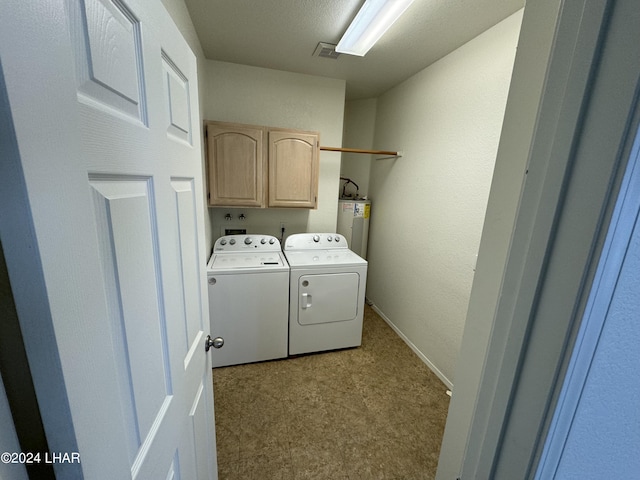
left=284, top=233, right=348, bottom=251
left=214, top=235, right=281, bottom=252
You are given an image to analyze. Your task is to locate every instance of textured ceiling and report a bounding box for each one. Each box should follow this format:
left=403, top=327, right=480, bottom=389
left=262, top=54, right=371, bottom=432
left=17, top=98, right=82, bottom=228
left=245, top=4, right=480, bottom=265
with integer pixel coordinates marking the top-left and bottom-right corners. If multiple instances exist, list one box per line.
left=184, top=0, right=524, bottom=99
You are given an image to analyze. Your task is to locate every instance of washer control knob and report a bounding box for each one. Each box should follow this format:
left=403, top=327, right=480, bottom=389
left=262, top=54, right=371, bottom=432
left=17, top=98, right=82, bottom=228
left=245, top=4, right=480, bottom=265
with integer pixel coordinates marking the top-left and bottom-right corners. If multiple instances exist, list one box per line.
left=220, top=239, right=227, bottom=245
left=334, top=236, right=340, bottom=242
left=229, top=238, right=236, bottom=245
left=269, top=238, right=275, bottom=244
left=327, top=236, right=333, bottom=242
left=313, top=235, right=320, bottom=243
left=261, top=238, right=267, bottom=244
left=244, top=237, right=253, bottom=245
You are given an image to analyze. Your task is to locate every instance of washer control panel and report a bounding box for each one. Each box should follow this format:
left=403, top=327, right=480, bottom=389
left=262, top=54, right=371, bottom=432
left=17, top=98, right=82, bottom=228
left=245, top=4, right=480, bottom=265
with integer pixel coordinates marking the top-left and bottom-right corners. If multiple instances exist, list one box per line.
left=284, top=233, right=348, bottom=251
left=214, top=235, right=280, bottom=252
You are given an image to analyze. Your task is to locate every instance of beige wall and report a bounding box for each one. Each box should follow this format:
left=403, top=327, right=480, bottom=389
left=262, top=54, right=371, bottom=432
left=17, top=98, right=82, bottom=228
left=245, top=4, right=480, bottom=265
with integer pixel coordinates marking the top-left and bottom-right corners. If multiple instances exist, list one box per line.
left=340, top=98, right=378, bottom=198
left=203, top=61, right=346, bottom=245
left=366, top=10, right=523, bottom=386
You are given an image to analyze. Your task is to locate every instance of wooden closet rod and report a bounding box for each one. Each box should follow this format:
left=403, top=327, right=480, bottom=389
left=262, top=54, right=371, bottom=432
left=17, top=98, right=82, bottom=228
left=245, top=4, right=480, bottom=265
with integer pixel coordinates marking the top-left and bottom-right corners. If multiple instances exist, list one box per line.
left=320, top=146, right=401, bottom=157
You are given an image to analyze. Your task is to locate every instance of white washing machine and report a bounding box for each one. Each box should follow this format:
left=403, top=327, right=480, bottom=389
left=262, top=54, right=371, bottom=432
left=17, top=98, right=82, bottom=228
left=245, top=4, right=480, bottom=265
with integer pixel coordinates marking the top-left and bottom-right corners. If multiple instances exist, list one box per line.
left=284, top=233, right=368, bottom=355
left=207, top=235, right=289, bottom=367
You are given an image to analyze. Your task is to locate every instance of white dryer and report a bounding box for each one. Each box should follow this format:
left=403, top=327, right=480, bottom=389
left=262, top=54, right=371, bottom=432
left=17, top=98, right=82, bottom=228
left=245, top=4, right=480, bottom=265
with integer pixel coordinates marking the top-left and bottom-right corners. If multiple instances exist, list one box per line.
left=284, top=233, right=368, bottom=355
left=207, top=235, right=289, bottom=367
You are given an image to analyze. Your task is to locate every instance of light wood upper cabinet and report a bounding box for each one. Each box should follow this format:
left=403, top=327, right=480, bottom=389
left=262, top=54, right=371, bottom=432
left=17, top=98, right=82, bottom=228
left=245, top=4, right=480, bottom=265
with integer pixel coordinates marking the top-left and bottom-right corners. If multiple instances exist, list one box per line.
left=205, top=121, right=319, bottom=208
left=268, top=129, right=319, bottom=208
left=205, top=121, right=266, bottom=207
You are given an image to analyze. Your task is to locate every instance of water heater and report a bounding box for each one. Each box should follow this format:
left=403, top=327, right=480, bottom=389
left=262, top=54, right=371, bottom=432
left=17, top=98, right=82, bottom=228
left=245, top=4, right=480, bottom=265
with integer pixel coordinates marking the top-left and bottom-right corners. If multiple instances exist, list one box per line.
left=337, top=199, right=371, bottom=259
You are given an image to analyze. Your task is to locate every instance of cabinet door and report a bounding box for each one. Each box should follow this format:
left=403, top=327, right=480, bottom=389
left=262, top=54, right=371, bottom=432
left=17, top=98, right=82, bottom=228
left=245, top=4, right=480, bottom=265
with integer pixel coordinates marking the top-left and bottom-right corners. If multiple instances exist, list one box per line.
left=268, top=129, right=319, bottom=208
left=206, top=122, right=266, bottom=207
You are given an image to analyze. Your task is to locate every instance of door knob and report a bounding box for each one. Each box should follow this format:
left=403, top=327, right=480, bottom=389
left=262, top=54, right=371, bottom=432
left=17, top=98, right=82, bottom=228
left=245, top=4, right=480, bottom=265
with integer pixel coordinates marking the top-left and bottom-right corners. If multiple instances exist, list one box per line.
left=205, top=335, right=224, bottom=352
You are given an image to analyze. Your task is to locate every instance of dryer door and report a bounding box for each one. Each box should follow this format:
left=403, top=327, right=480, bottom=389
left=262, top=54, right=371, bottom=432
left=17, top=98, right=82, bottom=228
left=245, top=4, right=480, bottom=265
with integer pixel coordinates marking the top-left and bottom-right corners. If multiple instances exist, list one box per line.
left=298, top=273, right=360, bottom=325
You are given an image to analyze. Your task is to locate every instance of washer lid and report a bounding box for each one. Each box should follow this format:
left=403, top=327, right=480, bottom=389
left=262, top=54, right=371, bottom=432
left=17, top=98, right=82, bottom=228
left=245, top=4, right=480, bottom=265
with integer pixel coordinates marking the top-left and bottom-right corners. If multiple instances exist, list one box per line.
left=284, top=249, right=367, bottom=267
left=208, top=252, right=288, bottom=272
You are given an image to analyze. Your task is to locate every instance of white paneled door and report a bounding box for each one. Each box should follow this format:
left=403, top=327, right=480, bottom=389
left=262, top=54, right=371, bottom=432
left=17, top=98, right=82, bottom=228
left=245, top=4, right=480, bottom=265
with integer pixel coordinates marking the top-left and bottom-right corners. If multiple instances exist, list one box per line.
left=0, top=1, right=217, bottom=479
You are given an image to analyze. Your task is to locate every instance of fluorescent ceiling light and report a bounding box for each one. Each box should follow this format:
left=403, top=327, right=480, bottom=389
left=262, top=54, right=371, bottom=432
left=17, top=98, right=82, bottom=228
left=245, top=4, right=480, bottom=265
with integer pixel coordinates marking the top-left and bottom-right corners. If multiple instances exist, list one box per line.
left=335, top=0, right=415, bottom=56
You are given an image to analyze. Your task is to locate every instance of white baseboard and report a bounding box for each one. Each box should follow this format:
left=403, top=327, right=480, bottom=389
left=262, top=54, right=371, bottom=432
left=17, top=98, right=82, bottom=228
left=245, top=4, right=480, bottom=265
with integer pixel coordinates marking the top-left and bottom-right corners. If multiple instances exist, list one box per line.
left=369, top=302, right=454, bottom=390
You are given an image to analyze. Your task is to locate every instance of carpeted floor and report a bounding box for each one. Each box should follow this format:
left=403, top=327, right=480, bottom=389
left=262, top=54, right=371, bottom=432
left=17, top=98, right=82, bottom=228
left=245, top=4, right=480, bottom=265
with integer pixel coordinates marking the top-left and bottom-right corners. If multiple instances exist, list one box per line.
left=212, top=305, right=450, bottom=480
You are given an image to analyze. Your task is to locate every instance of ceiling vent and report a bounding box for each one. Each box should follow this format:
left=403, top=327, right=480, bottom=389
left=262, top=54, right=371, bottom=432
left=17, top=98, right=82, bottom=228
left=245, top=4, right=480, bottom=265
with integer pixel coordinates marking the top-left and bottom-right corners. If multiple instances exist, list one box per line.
left=313, top=42, right=341, bottom=60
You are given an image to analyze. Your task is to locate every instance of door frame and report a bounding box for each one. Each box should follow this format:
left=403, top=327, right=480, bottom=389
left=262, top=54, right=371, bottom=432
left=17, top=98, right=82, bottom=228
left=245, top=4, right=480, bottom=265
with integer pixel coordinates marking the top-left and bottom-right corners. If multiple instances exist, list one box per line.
left=0, top=20, right=80, bottom=475
left=438, top=0, right=640, bottom=478
left=535, top=100, right=640, bottom=480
